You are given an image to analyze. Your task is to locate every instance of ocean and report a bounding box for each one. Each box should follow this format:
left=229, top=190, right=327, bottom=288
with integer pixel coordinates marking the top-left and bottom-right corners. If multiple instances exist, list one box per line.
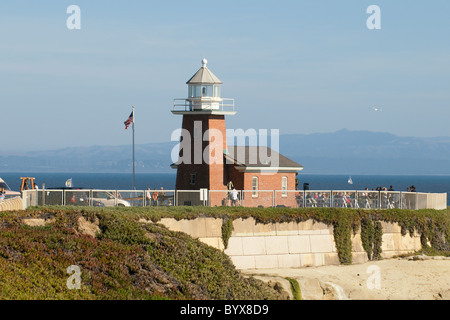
left=2, top=172, right=450, bottom=204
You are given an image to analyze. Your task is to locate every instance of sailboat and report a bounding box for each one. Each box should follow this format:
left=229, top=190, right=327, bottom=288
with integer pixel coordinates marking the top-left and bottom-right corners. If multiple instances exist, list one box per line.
left=348, top=176, right=353, bottom=185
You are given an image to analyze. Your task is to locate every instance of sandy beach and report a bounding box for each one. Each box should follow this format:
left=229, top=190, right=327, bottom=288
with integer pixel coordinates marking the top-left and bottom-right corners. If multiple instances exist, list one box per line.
left=242, top=256, right=450, bottom=300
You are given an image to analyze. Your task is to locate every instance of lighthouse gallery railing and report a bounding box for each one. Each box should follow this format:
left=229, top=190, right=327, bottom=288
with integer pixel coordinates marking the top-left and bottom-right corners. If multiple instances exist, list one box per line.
left=173, top=98, right=235, bottom=112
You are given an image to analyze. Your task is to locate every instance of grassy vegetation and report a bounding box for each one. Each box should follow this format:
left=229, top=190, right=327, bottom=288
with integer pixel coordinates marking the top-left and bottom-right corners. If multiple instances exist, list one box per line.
left=286, top=278, right=302, bottom=300
left=0, top=208, right=286, bottom=300
left=1, top=205, right=449, bottom=299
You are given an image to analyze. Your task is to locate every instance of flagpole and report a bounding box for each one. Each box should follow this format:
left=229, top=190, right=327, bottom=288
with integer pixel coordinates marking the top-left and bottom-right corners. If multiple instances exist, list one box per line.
left=132, top=106, right=135, bottom=190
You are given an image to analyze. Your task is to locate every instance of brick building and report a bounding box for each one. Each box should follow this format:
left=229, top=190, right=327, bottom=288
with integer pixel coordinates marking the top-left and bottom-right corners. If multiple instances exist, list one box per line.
left=171, top=59, right=303, bottom=207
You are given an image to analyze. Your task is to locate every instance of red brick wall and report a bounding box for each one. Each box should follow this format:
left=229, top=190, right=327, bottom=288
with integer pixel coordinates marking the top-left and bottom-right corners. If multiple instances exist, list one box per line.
left=207, top=116, right=227, bottom=191
left=175, top=114, right=228, bottom=206
left=241, top=171, right=298, bottom=208
left=175, top=115, right=210, bottom=191
left=225, top=164, right=245, bottom=190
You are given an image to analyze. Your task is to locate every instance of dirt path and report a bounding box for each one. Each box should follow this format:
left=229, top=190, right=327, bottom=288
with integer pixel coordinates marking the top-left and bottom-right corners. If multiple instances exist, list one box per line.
left=242, top=257, right=450, bottom=300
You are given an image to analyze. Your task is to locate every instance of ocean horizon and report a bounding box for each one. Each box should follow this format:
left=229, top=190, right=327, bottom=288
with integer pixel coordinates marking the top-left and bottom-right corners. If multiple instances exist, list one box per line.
left=2, top=172, right=450, bottom=199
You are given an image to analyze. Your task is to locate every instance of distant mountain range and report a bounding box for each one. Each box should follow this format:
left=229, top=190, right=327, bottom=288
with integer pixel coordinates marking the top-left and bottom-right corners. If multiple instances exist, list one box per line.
left=279, top=129, right=450, bottom=175
left=1, top=129, right=450, bottom=175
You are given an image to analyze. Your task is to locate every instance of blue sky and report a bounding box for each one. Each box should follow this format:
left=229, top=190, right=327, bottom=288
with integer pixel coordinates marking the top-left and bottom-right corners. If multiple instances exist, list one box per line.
left=1, top=0, right=449, bottom=151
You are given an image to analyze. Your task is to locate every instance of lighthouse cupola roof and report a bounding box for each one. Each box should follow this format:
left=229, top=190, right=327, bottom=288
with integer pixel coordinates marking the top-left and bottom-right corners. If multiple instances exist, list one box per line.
left=186, top=59, right=223, bottom=85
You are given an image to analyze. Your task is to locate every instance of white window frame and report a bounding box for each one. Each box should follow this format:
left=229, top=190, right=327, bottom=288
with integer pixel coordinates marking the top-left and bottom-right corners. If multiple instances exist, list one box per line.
left=213, top=85, right=220, bottom=97
left=282, top=176, right=288, bottom=197
left=252, top=176, right=258, bottom=198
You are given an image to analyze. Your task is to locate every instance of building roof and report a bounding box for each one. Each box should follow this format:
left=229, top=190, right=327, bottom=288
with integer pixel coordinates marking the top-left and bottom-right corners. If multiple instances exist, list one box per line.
left=186, top=59, right=223, bottom=85
left=225, top=146, right=304, bottom=172
left=170, top=146, right=304, bottom=172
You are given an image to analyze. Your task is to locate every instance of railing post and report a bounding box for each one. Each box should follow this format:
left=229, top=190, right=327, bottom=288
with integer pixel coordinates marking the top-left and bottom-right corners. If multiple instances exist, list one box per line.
left=207, top=189, right=210, bottom=207
left=273, top=190, right=275, bottom=207
left=302, top=190, right=306, bottom=207
left=239, top=190, right=242, bottom=207
left=378, top=191, right=381, bottom=209
left=22, top=190, right=27, bottom=209
left=331, top=191, right=334, bottom=208
left=400, top=192, right=402, bottom=209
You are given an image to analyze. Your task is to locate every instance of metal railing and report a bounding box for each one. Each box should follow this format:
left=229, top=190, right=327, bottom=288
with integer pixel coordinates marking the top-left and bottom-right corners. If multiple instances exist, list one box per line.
left=173, top=98, right=235, bottom=113
left=21, top=189, right=447, bottom=210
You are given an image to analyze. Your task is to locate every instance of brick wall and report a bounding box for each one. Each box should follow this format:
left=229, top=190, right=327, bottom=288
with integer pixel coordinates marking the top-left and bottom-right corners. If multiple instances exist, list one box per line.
left=241, top=172, right=297, bottom=208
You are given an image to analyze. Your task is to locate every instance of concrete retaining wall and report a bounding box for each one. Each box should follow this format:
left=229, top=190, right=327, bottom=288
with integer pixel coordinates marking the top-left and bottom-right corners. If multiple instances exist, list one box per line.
left=157, top=217, right=422, bottom=270
left=0, top=197, right=24, bottom=212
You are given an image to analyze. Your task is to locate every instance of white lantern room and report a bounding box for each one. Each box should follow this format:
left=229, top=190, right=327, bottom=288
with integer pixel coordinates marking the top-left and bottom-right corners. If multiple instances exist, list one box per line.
left=172, top=59, right=235, bottom=115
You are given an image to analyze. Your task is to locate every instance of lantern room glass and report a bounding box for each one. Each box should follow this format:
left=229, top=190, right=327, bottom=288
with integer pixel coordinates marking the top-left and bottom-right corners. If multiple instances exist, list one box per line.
left=189, top=85, right=220, bottom=98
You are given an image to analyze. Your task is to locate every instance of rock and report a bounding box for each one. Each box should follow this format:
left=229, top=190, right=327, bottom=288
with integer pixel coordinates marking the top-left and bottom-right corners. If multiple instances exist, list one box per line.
left=78, top=216, right=100, bottom=238
left=296, top=278, right=349, bottom=300
left=23, top=218, right=54, bottom=227
left=250, top=275, right=293, bottom=300
left=297, top=278, right=327, bottom=300
left=139, top=218, right=153, bottom=224
left=435, top=290, right=450, bottom=300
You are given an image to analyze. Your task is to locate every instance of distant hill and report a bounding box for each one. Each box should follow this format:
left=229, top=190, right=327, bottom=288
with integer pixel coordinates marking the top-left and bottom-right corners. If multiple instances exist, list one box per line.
left=279, top=129, right=450, bottom=175
left=0, top=142, right=177, bottom=173
left=1, top=129, right=450, bottom=174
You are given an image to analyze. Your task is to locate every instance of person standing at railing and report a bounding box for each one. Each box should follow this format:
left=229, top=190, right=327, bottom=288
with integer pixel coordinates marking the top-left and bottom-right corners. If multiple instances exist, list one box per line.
left=381, top=187, right=389, bottom=208
left=361, top=188, right=371, bottom=209
left=0, top=189, right=5, bottom=201
left=387, top=185, right=397, bottom=208
left=230, top=188, right=238, bottom=207
left=226, top=181, right=234, bottom=206
left=159, top=187, right=166, bottom=205
left=152, top=189, right=159, bottom=206
left=295, top=192, right=304, bottom=208
left=146, top=188, right=152, bottom=206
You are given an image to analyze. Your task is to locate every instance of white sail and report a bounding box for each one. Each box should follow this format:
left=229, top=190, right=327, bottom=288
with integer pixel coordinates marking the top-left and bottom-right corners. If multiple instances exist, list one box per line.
left=348, top=176, right=353, bottom=184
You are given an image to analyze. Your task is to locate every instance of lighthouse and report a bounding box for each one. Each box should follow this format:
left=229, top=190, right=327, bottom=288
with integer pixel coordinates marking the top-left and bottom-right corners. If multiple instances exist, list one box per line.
left=172, top=59, right=235, bottom=206
left=172, top=59, right=303, bottom=207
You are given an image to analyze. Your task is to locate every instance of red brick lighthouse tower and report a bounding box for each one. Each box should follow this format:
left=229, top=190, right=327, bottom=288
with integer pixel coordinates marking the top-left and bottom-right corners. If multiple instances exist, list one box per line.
left=172, top=59, right=236, bottom=206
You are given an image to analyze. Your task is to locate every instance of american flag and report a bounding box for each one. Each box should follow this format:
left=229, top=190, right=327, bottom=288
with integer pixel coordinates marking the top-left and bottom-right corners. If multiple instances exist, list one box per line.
left=124, top=110, right=134, bottom=129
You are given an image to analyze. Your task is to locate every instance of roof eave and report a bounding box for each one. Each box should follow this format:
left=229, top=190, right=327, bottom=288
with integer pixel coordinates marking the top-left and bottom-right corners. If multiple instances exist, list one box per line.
left=234, top=166, right=304, bottom=173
